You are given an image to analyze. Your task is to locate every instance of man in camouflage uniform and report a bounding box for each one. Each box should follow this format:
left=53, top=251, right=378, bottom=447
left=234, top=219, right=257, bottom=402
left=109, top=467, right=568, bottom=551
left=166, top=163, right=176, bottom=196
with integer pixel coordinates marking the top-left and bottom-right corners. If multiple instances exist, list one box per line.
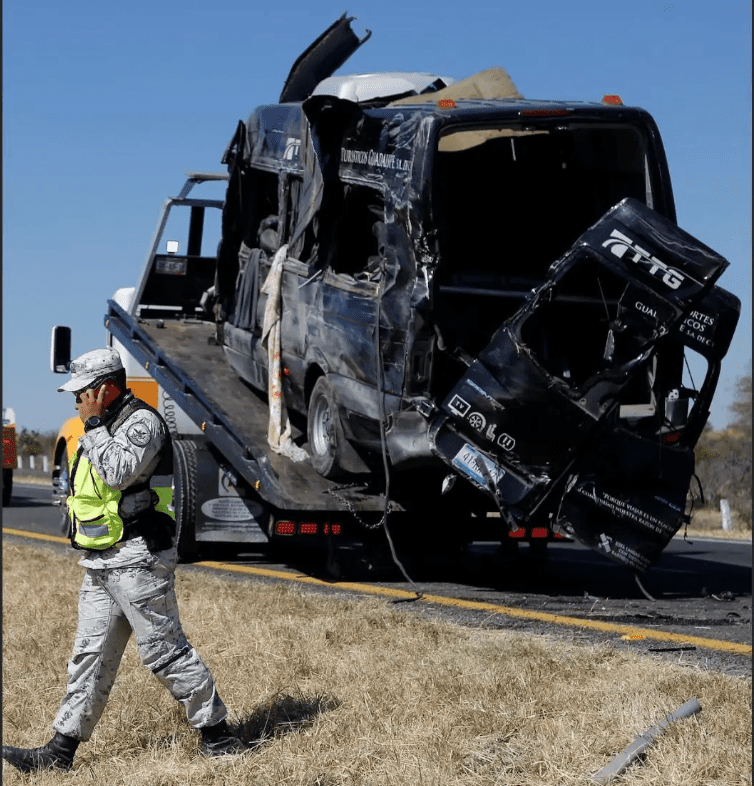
left=2, top=348, right=247, bottom=774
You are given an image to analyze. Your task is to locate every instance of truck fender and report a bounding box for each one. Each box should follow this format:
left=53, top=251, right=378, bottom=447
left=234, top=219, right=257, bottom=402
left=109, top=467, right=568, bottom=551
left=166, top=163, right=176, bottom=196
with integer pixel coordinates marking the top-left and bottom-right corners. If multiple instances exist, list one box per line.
left=172, top=439, right=270, bottom=562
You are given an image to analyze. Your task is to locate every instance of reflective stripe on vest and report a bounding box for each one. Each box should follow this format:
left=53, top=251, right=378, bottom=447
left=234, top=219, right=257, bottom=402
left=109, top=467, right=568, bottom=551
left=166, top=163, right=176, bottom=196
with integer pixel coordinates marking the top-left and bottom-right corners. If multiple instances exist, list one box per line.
left=67, top=452, right=124, bottom=550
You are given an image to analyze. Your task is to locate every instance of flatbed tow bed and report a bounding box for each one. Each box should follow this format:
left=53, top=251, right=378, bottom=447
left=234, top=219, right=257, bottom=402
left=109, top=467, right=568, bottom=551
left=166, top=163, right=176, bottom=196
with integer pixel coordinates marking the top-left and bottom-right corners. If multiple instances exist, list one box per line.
left=105, top=298, right=395, bottom=516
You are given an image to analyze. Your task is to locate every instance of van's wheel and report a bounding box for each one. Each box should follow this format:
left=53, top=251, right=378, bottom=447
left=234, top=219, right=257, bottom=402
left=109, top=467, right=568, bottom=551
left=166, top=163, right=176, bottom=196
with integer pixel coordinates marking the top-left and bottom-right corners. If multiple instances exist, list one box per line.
left=173, top=439, right=199, bottom=562
left=307, top=376, right=348, bottom=479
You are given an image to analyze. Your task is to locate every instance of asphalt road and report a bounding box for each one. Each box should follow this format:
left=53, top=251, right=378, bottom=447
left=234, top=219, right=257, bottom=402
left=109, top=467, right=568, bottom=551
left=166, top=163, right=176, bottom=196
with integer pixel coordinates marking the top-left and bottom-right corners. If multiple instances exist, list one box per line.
left=4, top=481, right=751, bottom=676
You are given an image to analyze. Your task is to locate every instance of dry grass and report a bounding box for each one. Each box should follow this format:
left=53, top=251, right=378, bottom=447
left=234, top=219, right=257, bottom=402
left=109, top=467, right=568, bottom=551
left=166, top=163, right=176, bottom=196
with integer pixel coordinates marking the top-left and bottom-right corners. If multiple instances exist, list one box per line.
left=682, top=507, right=752, bottom=542
left=3, top=541, right=751, bottom=785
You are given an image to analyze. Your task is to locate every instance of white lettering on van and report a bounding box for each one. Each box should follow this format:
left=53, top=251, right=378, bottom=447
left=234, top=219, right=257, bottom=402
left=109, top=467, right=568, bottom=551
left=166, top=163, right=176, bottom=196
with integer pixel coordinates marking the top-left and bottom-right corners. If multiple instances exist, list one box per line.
left=679, top=310, right=717, bottom=347
left=635, top=301, right=658, bottom=319
left=602, top=229, right=685, bottom=290
left=341, top=147, right=410, bottom=172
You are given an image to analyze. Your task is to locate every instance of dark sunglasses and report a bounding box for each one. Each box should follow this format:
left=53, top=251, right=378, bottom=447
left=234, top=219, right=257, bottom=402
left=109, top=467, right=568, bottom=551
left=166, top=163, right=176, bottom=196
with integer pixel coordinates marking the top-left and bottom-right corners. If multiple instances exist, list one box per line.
left=73, top=378, right=111, bottom=403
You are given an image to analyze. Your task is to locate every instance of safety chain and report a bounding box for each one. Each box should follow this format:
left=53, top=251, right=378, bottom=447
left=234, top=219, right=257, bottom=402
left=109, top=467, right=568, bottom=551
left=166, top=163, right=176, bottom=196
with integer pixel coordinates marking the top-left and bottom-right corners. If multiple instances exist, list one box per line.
left=323, top=483, right=393, bottom=531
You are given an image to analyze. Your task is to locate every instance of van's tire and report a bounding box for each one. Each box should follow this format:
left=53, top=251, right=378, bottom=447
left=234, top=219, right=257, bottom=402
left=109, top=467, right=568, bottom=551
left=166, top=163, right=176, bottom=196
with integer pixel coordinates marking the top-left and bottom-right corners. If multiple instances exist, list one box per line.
left=307, top=376, right=348, bottom=480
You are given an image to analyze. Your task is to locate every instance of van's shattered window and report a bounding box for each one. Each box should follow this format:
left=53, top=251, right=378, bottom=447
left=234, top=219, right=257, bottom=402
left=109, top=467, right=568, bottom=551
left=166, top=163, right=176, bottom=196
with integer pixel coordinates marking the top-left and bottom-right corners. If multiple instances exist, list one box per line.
left=326, top=184, right=385, bottom=278
left=433, top=123, right=652, bottom=283
left=429, top=122, right=658, bottom=399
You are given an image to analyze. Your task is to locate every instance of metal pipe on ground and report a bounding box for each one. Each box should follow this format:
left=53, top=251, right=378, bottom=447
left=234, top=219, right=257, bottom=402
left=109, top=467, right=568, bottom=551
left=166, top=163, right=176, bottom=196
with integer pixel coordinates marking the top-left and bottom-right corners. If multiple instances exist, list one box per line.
left=591, top=698, right=702, bottom=784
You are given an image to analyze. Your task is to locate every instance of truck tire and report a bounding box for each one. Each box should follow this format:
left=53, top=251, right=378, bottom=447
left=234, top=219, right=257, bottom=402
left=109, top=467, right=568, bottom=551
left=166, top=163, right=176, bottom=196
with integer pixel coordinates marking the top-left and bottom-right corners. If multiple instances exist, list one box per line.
left=307, top=376, right=348, bottom=479
left=172, top=439, right=199, bottom=562
left=52, top=442, right=71, bottom=508
left=2, top=468, right=11, bottom=507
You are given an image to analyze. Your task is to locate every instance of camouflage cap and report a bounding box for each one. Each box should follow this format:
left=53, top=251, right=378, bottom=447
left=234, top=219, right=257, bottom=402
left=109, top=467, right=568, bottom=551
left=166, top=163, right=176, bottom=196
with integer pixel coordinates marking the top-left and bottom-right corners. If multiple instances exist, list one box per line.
left=57, top=348, right=124, bottom=393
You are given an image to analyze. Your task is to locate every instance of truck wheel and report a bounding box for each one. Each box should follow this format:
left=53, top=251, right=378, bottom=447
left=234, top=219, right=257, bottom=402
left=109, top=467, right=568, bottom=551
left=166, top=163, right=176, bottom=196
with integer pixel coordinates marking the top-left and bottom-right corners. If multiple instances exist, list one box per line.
left=52, top=442, right=70, bottom=507
left=307, top=376, right=347, bottom=479
left=173, top=440, right=199, bottom=562
left=2, top=468, right=11, bottom=507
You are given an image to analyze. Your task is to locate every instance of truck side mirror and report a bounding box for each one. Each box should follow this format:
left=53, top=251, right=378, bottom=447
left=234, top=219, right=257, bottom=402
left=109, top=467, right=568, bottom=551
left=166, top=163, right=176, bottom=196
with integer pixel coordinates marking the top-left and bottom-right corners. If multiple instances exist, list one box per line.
left=51, top=325, right=72, bottom=373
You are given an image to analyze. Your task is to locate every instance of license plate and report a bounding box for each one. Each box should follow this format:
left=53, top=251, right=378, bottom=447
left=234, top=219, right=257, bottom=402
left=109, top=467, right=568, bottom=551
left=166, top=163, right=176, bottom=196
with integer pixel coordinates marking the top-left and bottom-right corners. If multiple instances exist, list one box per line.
left=452, top=443, right=505, bottom=489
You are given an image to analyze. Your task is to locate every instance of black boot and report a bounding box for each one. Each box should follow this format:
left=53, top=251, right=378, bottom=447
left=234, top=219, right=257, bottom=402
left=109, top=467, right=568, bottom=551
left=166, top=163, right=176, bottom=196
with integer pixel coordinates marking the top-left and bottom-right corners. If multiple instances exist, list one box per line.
left=2, top=732, right=79, bottom=773
left=199, top=719, right=247, bottom=758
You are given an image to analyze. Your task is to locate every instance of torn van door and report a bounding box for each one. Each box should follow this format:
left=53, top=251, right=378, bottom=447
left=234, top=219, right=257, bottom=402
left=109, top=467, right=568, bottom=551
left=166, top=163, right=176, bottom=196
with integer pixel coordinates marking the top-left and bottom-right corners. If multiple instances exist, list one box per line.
left=429, top=198, right=740, bottom=571
left=279, top=14, right=372, bottom=104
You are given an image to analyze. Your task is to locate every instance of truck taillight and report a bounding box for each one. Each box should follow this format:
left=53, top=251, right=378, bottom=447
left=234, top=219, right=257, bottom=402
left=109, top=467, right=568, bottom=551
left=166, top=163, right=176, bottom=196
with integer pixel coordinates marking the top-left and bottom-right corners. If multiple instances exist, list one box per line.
left=274, top=520, right=342, bottom=536
left=662, top=431, right=683, bottom=444
left=506, top=526, right=561, bottom=540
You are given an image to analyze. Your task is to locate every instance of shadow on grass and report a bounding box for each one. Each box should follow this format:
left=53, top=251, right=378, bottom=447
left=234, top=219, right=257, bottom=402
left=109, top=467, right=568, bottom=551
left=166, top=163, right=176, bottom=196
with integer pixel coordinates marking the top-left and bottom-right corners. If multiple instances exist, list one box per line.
left=233, top=692, right=340, bottom=748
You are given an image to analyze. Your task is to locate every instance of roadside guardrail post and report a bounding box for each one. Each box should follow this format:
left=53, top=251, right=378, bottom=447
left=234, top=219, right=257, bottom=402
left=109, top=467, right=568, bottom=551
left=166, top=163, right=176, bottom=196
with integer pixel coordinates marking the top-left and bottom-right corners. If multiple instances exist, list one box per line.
left=720, top=498, right=732, bottom=531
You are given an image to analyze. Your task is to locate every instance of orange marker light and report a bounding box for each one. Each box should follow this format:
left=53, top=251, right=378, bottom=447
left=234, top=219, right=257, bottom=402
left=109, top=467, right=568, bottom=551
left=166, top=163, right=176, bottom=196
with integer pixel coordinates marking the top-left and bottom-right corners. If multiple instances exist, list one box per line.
left=602, top=94, right=623, bottom=105
left=438, top=98, right=456, bottom=108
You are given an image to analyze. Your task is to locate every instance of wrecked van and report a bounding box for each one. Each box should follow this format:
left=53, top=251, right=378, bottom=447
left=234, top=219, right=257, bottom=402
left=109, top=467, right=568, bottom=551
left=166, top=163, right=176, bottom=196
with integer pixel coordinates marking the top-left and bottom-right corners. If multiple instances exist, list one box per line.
left=214, top=14, right=740, bottom=571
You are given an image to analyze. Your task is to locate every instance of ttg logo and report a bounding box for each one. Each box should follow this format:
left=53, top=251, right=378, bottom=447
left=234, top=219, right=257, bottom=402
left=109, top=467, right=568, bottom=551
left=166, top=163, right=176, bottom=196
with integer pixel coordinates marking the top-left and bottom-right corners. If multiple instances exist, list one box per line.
left=602, top=229, right=685, bottom=290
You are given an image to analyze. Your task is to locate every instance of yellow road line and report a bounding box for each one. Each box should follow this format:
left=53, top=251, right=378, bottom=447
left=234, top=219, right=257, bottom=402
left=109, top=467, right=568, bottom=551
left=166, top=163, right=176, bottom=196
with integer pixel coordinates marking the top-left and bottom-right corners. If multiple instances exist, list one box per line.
left=198, top=561, right=752, bottom=657
left=4, top=528, right=750, bottom=656
left=3, top=527, right=70, bottom=545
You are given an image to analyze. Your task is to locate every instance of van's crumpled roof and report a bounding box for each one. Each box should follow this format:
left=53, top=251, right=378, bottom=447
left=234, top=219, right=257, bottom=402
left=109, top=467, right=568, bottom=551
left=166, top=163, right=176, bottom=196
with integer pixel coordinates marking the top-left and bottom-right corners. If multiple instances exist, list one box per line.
left=392, top=67, right=532, bottom=152
left=313, top=72, right=455, bottom=103
left=389, top=66, right=523, bottom=105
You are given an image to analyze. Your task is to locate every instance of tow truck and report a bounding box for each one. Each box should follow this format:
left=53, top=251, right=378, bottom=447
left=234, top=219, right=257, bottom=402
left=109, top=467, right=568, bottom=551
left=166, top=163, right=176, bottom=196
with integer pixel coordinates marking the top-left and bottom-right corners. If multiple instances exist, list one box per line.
left=50, top=15, right=740, bottom=574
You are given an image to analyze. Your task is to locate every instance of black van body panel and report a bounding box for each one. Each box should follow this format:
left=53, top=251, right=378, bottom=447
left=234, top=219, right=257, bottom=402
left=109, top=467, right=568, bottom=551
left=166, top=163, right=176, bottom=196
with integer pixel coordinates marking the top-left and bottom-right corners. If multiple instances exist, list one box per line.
left=279, top=13, right=372, bottom=104
left=428, top=198, right=739, bottom=570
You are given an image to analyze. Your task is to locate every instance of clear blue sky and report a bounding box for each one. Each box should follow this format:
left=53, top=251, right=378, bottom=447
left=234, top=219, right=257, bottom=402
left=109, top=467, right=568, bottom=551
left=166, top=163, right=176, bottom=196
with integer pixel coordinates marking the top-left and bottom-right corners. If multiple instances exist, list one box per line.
left=3, top=0, right=751, bottom=433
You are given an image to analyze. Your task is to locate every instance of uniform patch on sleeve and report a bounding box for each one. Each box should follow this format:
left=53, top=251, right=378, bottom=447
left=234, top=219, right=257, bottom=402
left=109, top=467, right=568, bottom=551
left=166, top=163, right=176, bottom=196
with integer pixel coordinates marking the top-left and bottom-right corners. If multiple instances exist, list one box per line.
left=126, top=421, right=152, bottom=447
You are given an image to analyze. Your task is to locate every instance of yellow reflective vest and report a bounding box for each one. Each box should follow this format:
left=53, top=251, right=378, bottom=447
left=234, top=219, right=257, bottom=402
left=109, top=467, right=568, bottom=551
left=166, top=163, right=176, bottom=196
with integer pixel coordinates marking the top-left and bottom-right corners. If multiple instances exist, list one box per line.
left=65, top=396, right=173, bottom=551
left=67, top=451, right=125, bottom=550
